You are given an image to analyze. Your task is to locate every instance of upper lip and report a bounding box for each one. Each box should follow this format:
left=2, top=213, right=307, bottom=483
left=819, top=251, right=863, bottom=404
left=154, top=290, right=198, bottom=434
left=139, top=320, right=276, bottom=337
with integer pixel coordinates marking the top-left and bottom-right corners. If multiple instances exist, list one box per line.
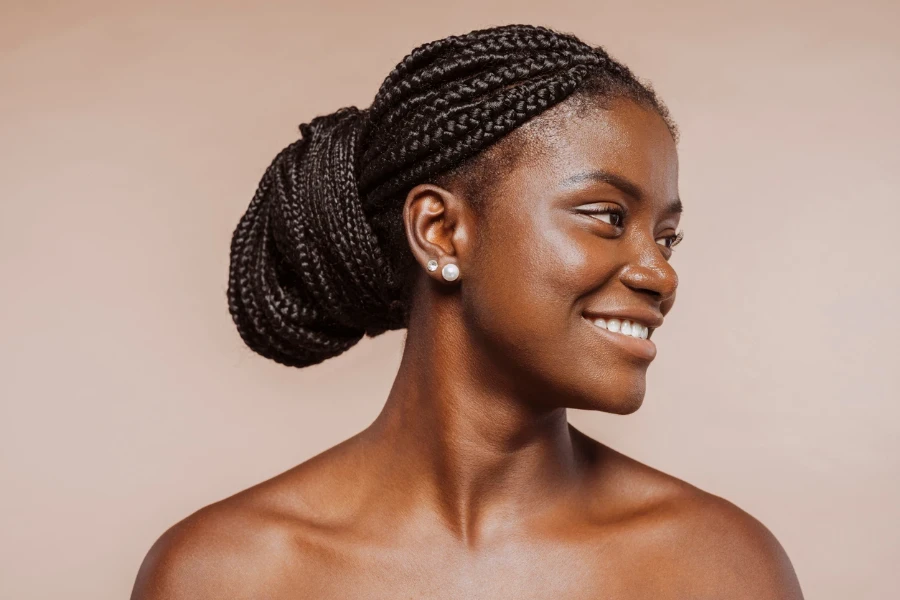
left=582, top=308, right=664, bottom=331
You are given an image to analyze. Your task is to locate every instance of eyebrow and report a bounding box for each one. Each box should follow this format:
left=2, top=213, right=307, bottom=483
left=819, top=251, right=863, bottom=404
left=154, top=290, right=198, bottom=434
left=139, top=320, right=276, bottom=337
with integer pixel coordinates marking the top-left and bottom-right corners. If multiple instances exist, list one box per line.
left=559, top=169, right=683, bottom=215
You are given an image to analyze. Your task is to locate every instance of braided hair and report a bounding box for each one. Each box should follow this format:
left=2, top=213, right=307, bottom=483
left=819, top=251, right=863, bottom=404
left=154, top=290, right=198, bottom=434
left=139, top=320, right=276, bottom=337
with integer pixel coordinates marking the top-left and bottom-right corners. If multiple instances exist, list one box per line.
left=227, top=24, right=676, bottom=368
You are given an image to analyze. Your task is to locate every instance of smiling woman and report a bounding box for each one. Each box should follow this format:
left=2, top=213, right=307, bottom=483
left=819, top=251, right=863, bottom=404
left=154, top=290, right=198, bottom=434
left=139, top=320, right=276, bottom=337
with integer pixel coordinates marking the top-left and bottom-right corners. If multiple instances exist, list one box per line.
left=131, top=24, right=804, bottom=599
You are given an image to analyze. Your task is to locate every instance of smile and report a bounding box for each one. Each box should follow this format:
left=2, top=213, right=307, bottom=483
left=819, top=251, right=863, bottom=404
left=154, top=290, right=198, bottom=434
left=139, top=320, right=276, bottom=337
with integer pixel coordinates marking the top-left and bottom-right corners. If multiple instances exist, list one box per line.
left=591, top=317, right=650, bottom=339
left=582, top=316, right=658, bottom=361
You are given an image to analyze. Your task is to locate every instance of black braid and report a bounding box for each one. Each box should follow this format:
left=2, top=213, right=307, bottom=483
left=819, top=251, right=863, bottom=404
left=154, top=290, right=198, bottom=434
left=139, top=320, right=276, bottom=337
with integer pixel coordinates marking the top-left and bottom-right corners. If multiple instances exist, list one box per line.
left=227, top=24, right=677, bottom=368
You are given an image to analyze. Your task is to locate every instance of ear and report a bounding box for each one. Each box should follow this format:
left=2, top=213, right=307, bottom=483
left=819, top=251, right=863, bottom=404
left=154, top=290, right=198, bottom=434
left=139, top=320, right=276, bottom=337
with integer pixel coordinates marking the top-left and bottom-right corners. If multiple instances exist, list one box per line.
left=402, top=183, right=474, bottom=282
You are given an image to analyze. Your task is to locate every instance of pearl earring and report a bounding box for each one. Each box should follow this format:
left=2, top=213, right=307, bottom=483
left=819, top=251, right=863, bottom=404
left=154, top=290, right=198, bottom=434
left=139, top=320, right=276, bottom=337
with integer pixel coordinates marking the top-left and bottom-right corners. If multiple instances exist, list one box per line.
left=441, top=263, right=460, bottom=281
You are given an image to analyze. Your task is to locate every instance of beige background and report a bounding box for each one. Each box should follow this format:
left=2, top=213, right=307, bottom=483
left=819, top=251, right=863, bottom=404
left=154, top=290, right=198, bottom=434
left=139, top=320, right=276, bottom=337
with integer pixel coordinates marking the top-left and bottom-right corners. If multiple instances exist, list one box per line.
left=2, top=1, right=898, bottom=598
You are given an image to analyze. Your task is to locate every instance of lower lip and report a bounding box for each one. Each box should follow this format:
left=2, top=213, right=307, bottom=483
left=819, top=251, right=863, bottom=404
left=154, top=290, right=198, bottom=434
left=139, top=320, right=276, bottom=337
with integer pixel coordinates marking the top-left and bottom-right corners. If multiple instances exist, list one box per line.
left=583, top=317, right=657, bottom=362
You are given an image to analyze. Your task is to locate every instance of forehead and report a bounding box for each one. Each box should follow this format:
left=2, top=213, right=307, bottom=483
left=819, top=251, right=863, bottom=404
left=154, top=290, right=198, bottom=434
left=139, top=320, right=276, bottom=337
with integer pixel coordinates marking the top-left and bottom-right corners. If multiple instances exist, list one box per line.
left=499, top=97, right=679, bottom=203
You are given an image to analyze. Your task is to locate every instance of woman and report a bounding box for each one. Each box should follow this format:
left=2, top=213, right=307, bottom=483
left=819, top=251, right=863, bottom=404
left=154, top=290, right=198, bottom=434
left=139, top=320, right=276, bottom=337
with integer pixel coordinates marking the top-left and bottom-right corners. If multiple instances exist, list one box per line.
left=132, top=24, right=804, bottom=599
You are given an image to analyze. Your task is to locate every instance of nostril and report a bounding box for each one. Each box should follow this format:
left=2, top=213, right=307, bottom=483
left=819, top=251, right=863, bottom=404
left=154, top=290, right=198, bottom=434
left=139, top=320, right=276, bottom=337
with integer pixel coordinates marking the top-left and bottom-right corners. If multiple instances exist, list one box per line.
left=620, top=264, right=678, bottom=301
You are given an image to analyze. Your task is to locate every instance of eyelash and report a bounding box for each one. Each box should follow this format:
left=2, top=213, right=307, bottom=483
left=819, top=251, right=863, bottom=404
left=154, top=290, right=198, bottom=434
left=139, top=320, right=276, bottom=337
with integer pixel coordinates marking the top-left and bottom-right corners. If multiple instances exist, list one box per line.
left=581, top=206, right=685, bottom=252
left=663, top=230, right=685, bottom=251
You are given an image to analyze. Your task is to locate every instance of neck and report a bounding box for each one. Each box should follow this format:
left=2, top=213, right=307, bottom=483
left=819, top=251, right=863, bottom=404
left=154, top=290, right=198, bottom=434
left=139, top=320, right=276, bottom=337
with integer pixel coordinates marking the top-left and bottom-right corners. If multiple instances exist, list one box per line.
left=362, top=294, right=584, bottom=546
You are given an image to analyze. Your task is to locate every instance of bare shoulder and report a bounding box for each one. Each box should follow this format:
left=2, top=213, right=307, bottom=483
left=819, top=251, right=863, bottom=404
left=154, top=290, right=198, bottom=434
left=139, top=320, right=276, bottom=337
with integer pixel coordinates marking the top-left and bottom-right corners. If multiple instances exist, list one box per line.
left=130, top=439, right=364, bottom=600
left=655, top=483, right=804, bottom=599
left=130, top=499, right=298, bottom=599
left=574, top=431, right=804, bottom=599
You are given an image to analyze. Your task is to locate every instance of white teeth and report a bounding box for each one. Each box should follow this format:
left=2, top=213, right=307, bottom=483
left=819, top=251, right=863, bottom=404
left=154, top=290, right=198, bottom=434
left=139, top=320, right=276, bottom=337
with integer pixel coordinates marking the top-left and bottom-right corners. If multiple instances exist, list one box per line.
left=590, top=318, right=651, bottom=340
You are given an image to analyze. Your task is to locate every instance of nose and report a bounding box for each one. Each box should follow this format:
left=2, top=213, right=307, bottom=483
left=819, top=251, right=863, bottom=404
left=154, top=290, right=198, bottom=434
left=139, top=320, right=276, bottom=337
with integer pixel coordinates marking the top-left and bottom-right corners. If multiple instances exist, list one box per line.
left=618, top=242, right=678, bottom=302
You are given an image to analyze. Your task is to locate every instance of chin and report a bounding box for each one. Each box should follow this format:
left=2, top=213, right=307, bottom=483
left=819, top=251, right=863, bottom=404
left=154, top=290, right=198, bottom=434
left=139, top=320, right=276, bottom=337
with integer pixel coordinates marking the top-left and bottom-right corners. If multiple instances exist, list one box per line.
left=600, top=392, right=645, bottom=415
left=560, top=377, right=647, bottom=414
left=586, top=366, right=649, bottom=414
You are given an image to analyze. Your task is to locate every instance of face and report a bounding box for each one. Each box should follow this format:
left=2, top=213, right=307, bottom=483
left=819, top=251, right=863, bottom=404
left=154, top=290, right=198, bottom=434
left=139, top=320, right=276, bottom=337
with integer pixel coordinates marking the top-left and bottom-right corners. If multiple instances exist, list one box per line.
left=461, top=97, right=681, bottom=414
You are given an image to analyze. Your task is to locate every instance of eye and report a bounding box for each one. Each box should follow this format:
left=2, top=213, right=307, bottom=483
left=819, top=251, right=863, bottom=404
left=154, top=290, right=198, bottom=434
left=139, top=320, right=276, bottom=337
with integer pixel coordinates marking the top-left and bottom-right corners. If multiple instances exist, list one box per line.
left=656, top=230, right=685, bottom=251
left=578, top=205, right=626, bottom=227
left=597, top=211, right=624, bottom=227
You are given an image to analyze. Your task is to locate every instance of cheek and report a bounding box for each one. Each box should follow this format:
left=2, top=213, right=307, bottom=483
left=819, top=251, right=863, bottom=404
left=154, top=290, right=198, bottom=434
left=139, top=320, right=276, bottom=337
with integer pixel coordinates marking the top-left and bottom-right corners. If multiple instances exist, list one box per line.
left=463, top=216, right=600, bottom=354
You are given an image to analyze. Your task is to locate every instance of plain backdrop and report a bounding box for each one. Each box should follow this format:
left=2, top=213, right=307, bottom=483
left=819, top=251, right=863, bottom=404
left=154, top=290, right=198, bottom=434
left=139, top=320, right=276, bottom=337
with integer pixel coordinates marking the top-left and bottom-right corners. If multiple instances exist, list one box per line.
left=2, top=1, right=898, bottom=598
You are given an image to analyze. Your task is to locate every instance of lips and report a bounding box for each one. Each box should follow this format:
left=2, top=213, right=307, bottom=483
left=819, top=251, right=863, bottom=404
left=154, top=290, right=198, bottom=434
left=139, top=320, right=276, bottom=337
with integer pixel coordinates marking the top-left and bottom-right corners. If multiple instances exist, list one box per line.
left=582, top=315, right=658, bottom=362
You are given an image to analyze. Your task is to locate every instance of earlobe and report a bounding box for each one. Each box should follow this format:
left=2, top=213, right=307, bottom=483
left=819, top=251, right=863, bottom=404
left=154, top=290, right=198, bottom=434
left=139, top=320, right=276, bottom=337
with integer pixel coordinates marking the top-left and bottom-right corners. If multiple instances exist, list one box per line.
left=403, top=183, right=467, bottom=283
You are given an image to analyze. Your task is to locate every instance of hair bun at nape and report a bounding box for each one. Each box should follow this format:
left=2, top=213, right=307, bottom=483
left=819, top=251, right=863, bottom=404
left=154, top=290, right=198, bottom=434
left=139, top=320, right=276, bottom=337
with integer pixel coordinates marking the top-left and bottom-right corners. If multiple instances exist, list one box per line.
left=226, top=105, right=407, bottom=369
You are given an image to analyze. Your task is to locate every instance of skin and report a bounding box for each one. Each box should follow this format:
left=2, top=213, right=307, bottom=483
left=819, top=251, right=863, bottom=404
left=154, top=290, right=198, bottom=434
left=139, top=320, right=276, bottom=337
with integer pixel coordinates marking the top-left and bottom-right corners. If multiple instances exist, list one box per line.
left=131, top=97, right=804, bottom=599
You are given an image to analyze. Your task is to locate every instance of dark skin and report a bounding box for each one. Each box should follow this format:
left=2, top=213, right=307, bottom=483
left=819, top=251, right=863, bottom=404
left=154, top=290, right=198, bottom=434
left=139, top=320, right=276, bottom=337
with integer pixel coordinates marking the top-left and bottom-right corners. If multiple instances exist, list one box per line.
left=132, top=98, right=804, bottom=599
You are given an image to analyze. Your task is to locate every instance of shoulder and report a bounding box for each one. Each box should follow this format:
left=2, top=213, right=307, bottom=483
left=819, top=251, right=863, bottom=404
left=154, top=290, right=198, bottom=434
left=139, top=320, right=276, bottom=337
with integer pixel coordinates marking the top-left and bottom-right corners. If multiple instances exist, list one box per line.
left=130, top=496, right=308, bottom=600
left=575, top=435, right=804, bottom=599
left=655, top=487, right=805, bottom=599
left=628, top=464, right=802, bottom=597
left=130, top=444, right=365, bottom=600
